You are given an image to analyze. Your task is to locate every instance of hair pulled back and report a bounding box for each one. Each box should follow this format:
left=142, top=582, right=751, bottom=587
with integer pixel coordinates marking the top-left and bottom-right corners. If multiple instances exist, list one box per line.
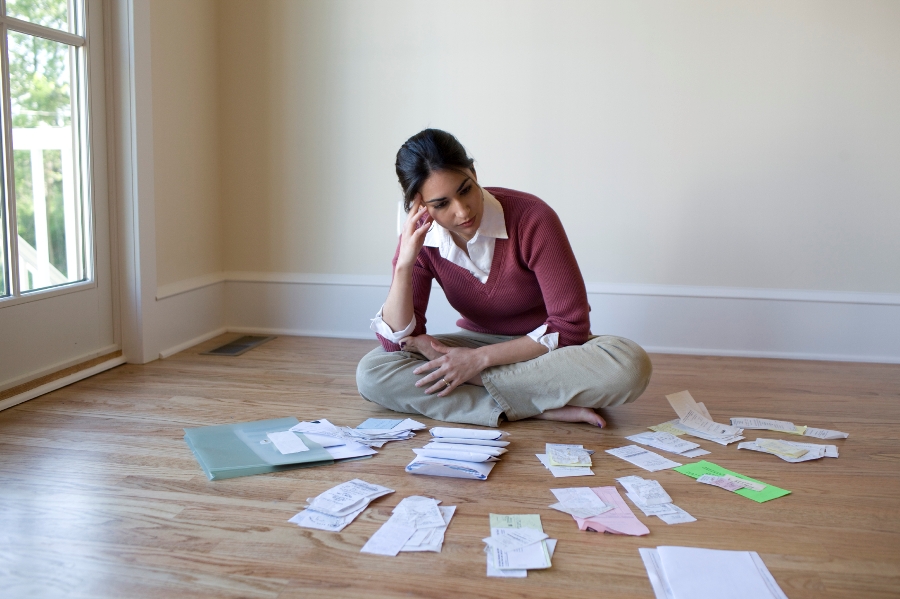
left=395, top=129, right=475, bottom=212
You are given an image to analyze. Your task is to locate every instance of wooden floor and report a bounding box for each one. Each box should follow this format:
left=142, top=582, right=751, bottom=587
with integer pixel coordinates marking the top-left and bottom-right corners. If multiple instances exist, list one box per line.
left=1, top=335, right=899, bottom=599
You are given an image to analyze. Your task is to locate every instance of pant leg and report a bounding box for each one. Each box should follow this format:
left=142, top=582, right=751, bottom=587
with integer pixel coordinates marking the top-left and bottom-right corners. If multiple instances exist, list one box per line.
left=481, top=335, right=652, bottom=421
left=355, top=332, right=512, bottom=427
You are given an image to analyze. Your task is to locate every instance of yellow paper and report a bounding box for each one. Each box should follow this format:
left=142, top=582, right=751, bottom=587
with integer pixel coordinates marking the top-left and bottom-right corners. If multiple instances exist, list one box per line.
left=757, top=439, right=809, bottom=459
left=649, top=422, right=687, bottom=436
left=784, top=425, right=807, bottom=435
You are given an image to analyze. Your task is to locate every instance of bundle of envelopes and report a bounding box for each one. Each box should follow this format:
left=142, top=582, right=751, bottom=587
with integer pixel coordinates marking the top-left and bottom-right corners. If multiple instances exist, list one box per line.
left=484, top=514, right=556, bottom=578
left=738, top=438, right=839, bottom=462
left=405, top=427, right=509, bottom=480
left=553, top=486, right=650, bottom=536
left=290, top=479, right=394, bottom=531
left=536, top=444, right=595, bottom=477
left=360, top=496, right=456, bottom=556
left=731, top=417, right=849, bottom=440
left=649, top=391, right=745, bottom=445
left=640, top=546, right=789, bottom=599
left=617, top=476, right=695, bottom=524
left=337, top=417, right=426, bottom=448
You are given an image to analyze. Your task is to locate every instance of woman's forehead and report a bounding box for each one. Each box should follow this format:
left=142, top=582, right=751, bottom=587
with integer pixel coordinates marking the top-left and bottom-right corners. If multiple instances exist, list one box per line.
left=421, top=168, right=473, bottom=198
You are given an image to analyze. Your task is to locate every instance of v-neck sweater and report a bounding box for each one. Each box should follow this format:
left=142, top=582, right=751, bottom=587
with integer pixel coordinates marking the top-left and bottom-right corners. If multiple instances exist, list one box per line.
left=377, top=187, right=591, bottom=353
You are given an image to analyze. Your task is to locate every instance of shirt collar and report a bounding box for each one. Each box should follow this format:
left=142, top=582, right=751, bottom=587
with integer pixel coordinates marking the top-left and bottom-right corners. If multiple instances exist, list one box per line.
left=423, top=187, right=508, bottom=248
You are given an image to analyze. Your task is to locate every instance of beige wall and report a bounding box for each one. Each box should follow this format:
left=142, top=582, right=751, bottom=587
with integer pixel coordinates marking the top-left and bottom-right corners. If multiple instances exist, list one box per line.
left=150, top=0, right=223, bottom=287
left=176, top=0, right=899, bottom=293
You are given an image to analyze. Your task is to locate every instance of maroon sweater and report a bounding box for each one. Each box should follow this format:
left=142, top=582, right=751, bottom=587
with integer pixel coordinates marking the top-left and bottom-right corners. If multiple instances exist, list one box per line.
left=377, top=187, right=592, bottom=352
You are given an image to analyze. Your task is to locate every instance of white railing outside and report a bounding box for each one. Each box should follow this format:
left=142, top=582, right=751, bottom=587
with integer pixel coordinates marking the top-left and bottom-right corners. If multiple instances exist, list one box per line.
left=12, top=125, right=79, bottom=291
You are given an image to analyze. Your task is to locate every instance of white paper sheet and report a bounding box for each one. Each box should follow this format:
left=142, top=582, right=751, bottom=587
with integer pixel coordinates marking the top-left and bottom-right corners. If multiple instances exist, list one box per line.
left=430, top=427, right=505, bottom=440
left=550, top=487, right=612, bottom=518
left=654, top=546, right=788, bottom=599
left=482, top=528, right=549, bottom=551
left=626, top=432, right=700, bottom=455
left=266, top=431, right=309, bottom=454
left=432, top=437, right=510, bottom=447
left=730, top=417, right=797, bottom=432
left=391, top=496, right=445, bottom=529
left=804, top=427, right=849, bottom=440
left=536, top=454, right=595, bottom=477
left=639, top=547, right=676, bottom=599
left=288, top=504, right=366, bottom=532
left=680, top=448, right=711, bottom=458
left=412, top=448, right=499, bottom=462
left=307, top=479, right=394, bottom=517
left=488, top=529, right=551, bottom=570
left=423, top=442, right=507, bottom=456
left=402, top=505, right=456, bottom=552
left=360, top=520, right=417, bottom=556
left=657, top=506, right=696, bottom=525
left=617, top=477, right=673, bottom=506
left=606, top=445, right=682, bottom=472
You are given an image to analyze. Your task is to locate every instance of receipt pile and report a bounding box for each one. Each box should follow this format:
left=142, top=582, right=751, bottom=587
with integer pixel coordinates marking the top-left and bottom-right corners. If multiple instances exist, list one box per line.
left=738, top=438, right=839, bottom=462
left=289, top=479, right=393, bottom=532
left=626, top=431, right=710, bottom=459
left=536, top=443, right=595, bottom=477
left=340, top=418, right=427, bottom=447
left=360, top=496, right=456, bottom=556
left=617, top=476, right=695, bottom=525
left=650, top=391, right=744, bottom=445
left=405, top=427, right=509, bottom=480
left=484, top=514, right=556, bottom=578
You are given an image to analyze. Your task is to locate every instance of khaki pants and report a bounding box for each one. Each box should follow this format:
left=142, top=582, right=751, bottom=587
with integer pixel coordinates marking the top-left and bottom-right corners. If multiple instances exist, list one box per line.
left=355, top=331, right=652, bottom=427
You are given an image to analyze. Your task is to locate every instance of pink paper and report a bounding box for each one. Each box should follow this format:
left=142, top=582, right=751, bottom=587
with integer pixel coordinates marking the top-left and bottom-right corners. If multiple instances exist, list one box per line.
left=573, top=486, right=650, bottom=536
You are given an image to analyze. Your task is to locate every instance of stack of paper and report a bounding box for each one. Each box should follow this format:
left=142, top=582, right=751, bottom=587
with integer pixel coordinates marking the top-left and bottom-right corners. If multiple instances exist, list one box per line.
left=485, top=514, right=556, bottom=578
left=548, top=487, right=614, bottom=518
left=617, top=476, right=696, bottom=525
left=406, top=427, right=509, bottom=480
left=289, top=419, right=379, bottom=460
left=731, top=417, right=849, bottom=440
left=536, top=444, right=595, bottom=477
left=640, top=546, right=789, bottom=599
left=738, top=438, right=839, bottom=462
left=674, top=461, right=791, bottom=502
left=626, top=431, right=710, bottom=458
left=550, top=487, right=650, bottom=536
left=360, top=496, right=456, bottom=556
left=606, top=445, right=682, bottom=472
left=650, top=391, right=745, bottom=445
left=340, top=418, right=426, bottom=448
left=289, top=479, right=394, bottom=531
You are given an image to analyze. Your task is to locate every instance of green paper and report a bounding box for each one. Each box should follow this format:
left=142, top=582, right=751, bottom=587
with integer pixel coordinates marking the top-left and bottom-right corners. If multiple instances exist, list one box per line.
left=674, top=460, right=790, bottom=503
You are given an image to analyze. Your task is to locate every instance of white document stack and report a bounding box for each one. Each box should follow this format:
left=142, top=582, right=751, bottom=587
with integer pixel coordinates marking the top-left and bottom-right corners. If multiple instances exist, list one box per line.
left=547, top=487, right=614, bottom=519
left=536, top=444, right=596, bottom=477
left=289, top=419, right=379, bottom=461
left=484, top=514, right=556, bottom=578
left=289, top=479, right=394, bottom=532
left=640, top=546, right=789, bottom=599
left=618, top=476, right=696, bottom=525
left=405, top=427, right=509, bottom=480
left=360, top=496, right=456, bottom=556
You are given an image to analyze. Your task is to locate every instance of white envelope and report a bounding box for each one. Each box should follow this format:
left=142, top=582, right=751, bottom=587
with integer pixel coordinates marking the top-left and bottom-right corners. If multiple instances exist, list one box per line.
left=405, top=456, right=497, bottom=480
left=430, top=427, right=506, bottom=440
left=413, top=448, right=499, bottom=462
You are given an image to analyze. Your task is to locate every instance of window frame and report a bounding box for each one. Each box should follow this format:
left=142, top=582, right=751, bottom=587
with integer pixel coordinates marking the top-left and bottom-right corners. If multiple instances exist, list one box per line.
left=0, top=0, right=96, bottom=307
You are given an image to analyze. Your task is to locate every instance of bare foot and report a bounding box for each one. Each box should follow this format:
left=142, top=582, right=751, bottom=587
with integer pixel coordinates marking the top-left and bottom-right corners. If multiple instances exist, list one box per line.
left=532, top=406, right=607, bottom=428
left=400, top=334, right=443, bottom=361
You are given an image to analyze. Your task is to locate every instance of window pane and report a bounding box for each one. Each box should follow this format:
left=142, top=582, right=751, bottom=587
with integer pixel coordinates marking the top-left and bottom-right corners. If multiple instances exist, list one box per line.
left=0, top=223, right=7, bottom=297
left=6, top=0, right=71, bottom=33
left=10, top=31, right=84, bottom=292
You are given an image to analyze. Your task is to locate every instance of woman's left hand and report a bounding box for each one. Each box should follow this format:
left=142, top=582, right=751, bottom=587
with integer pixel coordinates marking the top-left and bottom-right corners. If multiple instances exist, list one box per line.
left=413, top=340, right=486, bottom=397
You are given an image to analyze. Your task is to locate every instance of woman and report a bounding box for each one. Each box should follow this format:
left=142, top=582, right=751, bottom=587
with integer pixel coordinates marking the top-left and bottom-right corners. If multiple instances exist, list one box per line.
left=356, top=129, right=651, bottom=428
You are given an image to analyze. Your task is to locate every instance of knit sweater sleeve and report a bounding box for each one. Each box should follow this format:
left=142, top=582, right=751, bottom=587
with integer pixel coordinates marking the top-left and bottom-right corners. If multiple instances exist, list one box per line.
left=375, top=239, right=433, bottom=352
left=518, top=202, right=591, bottom=347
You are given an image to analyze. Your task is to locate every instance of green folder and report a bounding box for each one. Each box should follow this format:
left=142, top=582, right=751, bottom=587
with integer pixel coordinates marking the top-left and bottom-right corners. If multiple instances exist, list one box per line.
left=184, top=417, right=334, bottom=480
left=674, top=460, right=791, bottom=503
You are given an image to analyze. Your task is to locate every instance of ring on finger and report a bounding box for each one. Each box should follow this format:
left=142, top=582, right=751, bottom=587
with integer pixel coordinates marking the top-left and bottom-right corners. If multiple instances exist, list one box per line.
left=441, top=377, right=452, bottom=388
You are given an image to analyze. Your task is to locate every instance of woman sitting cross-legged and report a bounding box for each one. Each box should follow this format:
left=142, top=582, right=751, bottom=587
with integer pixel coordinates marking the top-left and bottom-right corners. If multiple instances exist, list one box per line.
left=356, top=128, right=652, bottom=428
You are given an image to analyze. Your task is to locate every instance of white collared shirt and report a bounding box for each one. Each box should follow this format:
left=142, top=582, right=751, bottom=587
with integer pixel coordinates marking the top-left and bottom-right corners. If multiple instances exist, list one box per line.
left=371, top=188, right=559, bottom=351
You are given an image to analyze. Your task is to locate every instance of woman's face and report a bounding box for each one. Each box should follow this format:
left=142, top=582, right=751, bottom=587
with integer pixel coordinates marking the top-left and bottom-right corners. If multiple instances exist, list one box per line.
left=416, top=168, right=483, bottom=242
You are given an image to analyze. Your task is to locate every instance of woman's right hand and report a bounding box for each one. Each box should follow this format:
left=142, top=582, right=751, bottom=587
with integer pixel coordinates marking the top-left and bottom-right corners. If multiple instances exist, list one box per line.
left=396, top=198, right=433, bottom=269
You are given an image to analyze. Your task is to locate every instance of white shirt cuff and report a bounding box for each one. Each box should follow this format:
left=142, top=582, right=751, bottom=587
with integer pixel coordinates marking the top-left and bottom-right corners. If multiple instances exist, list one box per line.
left=370, top=306, right=416, bottom=343
left=526, top=324, right=559, bottom=352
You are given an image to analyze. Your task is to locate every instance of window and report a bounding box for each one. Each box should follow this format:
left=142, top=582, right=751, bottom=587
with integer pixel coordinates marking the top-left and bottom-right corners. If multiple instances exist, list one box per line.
left=0, top=0, right=88, bottom=298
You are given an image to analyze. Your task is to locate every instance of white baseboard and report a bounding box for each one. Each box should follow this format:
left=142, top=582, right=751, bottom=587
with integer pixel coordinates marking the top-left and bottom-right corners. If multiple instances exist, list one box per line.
left=159, top=326, right=228, bottom=359
left=0, top=355, right=127, bottom=412
left=152, top=272, right=900, bottom=364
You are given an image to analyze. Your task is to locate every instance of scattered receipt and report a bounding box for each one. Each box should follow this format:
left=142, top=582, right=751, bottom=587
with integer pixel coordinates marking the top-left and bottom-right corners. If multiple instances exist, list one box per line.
left=362, top=496, right=456, bottom=556
left=291, top=479, right=394, bottom=532
left=606, top=445, right=682, bottom=472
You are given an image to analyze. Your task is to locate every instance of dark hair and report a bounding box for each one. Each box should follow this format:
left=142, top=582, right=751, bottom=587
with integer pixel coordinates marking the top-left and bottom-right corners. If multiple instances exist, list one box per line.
left=395, top=129, right=475, bottom=212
